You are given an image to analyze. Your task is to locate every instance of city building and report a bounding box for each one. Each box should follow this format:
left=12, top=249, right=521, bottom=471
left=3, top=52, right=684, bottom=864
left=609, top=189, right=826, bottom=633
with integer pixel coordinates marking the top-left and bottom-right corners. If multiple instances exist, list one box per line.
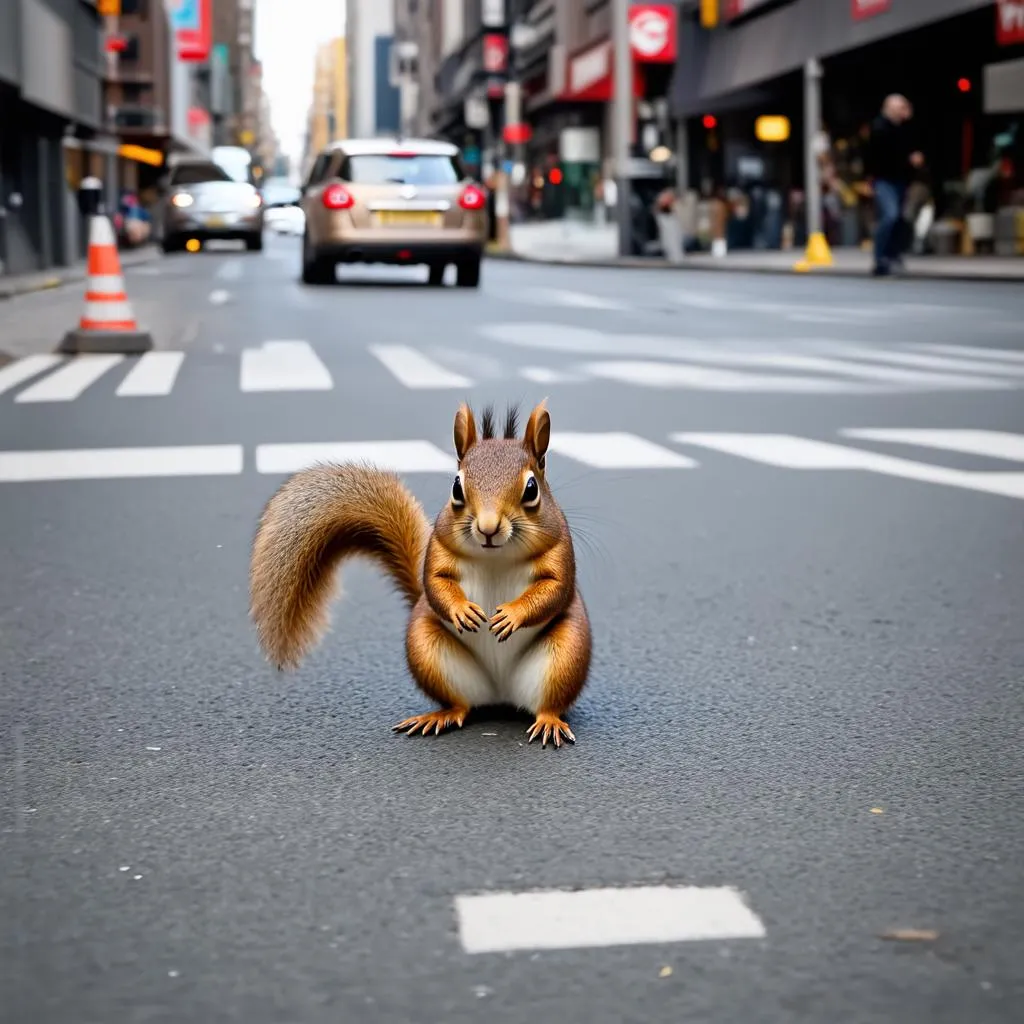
left=0, top=0, right=113, bottom=276
left=346, top=0, right=401, bottom=138
left=301, top=37, right=348, bottom=178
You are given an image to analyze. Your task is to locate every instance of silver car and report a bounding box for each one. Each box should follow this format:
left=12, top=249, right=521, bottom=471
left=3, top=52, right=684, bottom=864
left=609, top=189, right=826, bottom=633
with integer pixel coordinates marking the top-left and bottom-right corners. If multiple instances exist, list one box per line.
left=159, top=159, right=265, bottom=253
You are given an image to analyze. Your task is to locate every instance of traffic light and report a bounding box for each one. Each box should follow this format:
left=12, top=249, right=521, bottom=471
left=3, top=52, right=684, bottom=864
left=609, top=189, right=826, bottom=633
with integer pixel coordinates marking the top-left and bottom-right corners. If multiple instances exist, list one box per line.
left=957, top=77, right=972, bottom=93
left=702, top=114, right=718, bottom=130
left=700, top=0, right=719, bottom=29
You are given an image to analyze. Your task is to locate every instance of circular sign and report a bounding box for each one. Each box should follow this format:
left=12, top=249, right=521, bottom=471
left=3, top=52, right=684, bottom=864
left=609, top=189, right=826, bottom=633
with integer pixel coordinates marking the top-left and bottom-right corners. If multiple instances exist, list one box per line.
left=630, top=9, right=670, bottom=58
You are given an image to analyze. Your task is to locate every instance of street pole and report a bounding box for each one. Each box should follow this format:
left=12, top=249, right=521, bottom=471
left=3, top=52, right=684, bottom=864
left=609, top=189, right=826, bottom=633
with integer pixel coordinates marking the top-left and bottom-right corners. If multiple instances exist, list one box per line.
left=612, top=0, right=633, bottom=257
left=799, top=56, right=831, bottom=266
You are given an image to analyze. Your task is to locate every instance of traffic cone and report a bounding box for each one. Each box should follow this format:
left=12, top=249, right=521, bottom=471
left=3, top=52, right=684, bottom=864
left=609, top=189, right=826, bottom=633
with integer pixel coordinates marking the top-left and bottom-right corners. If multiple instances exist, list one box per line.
left=793, top=231, right=833, bottom=272
left=59, top=214, right=153, bottom=354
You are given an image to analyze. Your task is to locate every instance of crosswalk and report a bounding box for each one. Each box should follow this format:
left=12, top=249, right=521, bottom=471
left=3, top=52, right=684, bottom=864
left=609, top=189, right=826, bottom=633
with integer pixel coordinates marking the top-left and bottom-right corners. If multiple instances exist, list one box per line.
left=3, top=427, right=1023, bottom=500
left=3, top=337, right=1023, bottom=403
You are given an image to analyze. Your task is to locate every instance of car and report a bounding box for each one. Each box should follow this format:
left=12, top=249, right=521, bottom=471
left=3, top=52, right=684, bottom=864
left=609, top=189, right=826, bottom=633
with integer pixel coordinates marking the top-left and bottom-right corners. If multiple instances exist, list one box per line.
left=261, top=182, right=305, bottom=236
left=299, top=137, right=487, bottom=287
left=158, top=157, right=265, bottom=254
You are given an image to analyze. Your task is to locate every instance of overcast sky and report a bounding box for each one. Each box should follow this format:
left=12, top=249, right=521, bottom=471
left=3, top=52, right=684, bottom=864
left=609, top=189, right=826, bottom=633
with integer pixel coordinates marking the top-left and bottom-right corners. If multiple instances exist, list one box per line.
left=254, top=0, right=347, bottom=167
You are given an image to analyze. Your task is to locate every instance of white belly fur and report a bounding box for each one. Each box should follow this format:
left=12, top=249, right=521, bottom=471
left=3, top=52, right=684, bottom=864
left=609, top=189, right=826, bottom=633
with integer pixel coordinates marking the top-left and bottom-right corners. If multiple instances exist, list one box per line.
left=444, top=559, right=550, bottom=713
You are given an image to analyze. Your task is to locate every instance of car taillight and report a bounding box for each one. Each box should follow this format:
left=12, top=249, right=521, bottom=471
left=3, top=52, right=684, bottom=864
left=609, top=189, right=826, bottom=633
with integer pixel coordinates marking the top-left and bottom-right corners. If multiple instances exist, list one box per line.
left=459, top=185, right=486, bottom=211
left=322, top=184, right=354, bottom=210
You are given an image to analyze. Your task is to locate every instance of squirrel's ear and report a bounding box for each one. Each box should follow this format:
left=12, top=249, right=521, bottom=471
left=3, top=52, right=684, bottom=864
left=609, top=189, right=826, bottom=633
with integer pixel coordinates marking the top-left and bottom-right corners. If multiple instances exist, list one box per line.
left=523, top=399, right=550, bottom=466
left=454, top=403, right=477, bottom=461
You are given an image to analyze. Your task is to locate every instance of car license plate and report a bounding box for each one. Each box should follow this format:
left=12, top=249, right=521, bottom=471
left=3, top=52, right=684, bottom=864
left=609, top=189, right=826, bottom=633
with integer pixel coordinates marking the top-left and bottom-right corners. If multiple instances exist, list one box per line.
left=205, top=214, right=226, bottom=227
left=374, top=210, right=442, bottom=227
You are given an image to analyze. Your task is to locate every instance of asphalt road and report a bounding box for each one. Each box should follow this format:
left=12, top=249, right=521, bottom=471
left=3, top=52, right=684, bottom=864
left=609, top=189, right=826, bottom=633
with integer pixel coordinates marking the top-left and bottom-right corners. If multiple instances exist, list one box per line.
left=2, top=233, right=1023, bottom=1024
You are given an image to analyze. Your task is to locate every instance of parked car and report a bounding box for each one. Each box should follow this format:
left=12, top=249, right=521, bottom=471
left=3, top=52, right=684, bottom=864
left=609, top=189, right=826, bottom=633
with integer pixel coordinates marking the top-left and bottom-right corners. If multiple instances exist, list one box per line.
left=298, top=137, right=487, bottom=287
left=158, top=157, right=264, bottom=253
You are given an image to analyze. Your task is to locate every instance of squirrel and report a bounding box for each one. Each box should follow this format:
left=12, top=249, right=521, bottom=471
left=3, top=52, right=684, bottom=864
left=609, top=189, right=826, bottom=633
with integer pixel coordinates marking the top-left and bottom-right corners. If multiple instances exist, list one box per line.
left=248, top=399, right=592, bottom=748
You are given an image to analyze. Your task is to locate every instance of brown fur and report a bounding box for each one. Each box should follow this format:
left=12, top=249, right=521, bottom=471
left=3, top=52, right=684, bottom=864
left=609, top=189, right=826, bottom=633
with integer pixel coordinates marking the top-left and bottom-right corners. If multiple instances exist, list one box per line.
left=249, top=464, right=428, bottom=670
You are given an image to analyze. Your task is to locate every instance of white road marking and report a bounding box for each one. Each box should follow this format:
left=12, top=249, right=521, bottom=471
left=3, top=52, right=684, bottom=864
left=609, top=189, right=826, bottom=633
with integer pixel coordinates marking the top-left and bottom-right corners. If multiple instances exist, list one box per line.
left=549, top=431, right=697, bottom=469
left=454, top=885, right=766, bottom=954
left=255, top=440, right=456, bottom=475
left=916, top=343, right=1024, bottom=365
left=819, top=343, right=1024, bottom=378
left=0, top=445, right=243, bottom=483
left=841, top=428, right=1024, bottom=463
left=368, top=345, right=472, bottom=388
left=14, top=354, right=124, bottom=403
left=115, top=352, right=185, bottom=397
left=0, top=355, right=64, bottom=396
left=239, top=340, right=333, bottom=392
left=216, top=259, right=243, bottom=280
left=583, top=360, right=886, bottom=393
left=520, top=366, right=583, bottom=384
left=539, top=288, right=630, bottom=311
left=671, top=433, right=1024, bottom=500
left=209, top=289, right=230, bottom=305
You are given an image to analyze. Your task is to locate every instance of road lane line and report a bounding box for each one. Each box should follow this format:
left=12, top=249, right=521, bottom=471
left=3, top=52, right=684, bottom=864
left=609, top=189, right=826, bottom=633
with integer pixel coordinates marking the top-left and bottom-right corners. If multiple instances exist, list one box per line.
left=671, top=433, right=1024, bottom=500
left=240, top=340, right=333, bottom=392
left=817, top=343, right=1024, bottom=378
left=115, top=351, right=185, bottom=397
left=255, top=440, right=456, bottom=475
left=0, top=355, right=64, bottom=396
left=915, top=343, right=1024, bottom=365
left=841, top=429, right=1024, bottom=462
left=0, top=445, right=243, bottom=482
left=368, top=345, right=473, bottom=388
left=549, top=432, right=697, bottom=469
left=454, top=885, right=766, bottom=954
left=15, top=354, right=124, bottom=403
left=209, top=289, right=230, bottom=305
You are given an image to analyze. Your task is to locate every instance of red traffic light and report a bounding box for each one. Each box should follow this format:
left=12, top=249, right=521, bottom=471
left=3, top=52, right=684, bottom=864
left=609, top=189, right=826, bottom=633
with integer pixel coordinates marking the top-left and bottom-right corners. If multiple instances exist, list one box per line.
left=549, top=167, right=563, bottom=185
left=702, top=114, right=718, bottom=129
left=957, top=77, right=971, bottom=93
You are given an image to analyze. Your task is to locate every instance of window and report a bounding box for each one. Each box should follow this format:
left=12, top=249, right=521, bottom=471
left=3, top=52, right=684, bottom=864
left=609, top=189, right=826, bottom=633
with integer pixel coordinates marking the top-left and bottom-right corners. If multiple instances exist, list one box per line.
left=339, top=154, right=464, bottom=185
left=169, top=162, right=234, bottom=186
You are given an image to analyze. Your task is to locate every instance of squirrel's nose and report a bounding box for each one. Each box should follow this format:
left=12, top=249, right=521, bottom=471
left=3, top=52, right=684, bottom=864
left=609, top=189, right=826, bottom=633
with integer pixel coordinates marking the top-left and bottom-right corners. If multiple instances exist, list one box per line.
left=476, top=512, right=500, bottom=536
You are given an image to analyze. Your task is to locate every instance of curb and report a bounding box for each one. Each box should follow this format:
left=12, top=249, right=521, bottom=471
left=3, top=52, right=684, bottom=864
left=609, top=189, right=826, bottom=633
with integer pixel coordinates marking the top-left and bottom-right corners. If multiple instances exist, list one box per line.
left=485, top=249, right=1024, bottom=284
left=0, top=246, right=161, bottom=301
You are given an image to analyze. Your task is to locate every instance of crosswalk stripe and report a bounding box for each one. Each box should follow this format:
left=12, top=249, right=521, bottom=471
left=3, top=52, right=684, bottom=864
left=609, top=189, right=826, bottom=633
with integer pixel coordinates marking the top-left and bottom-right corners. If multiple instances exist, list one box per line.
left=14, top=354, right=124, bottom=403
left=820, top=343, right=1024, bottom=378
left=0, top=355, right=64, bottom=396
left=368, top=345, right=472, bottom=388
left=255, top=440, right=456, bottom=475
left=240, top=340, right=333, bottom=392
left=0, top=445, right=243, bottom=482
left=454, top=885, right=766, bottom=954
left=671, top=432, right=1024, bottom=500
left=115, top=351, right=186, bottom=397
left=549, top=431, right=697, bottom=469
left=916, top=344, right=1024, bottom=365
left=841, top=428, right=1024, bottom=463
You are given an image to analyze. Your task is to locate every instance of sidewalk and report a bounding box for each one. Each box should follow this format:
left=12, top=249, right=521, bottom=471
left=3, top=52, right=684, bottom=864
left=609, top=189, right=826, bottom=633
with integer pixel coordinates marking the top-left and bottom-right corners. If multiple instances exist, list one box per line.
left=0, top=244, right=161, bottom=301
left=501, top=220, right=1024, bottom=282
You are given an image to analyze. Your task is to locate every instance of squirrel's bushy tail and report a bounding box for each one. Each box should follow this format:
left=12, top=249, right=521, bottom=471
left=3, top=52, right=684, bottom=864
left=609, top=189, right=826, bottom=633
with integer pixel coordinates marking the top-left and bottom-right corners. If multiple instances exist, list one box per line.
left=249, top=463, right=430, bottom=670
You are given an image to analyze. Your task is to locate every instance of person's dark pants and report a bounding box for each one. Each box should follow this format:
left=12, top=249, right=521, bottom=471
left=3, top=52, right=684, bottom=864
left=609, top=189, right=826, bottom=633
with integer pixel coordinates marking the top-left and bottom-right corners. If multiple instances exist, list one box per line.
left=873, top=180, right=906, bottom=273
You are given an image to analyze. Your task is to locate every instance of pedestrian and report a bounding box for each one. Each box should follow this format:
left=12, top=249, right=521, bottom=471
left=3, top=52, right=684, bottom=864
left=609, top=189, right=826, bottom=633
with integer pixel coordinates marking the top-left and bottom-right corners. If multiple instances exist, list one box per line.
left=865, top=94, right=925, bottom=277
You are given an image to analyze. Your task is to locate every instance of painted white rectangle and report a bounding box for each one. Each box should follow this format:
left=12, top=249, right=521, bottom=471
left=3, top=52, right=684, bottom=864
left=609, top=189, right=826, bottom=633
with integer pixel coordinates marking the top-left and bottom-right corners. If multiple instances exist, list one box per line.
left=0, top=355, right=64, bottom=396
left=240, top=341, right=333, bottom=392
left=369, top=345, right=472, bottom=389
left=520, top=366, right=582, bottom=384
left=15, top=354, right=124, bottom=403
left=549, top=432, right=697, bottom=469
left=255, top=440, right=456, bottom=475
left=455, top=885, right=766, bottom=954
left=917, top=344, right=1024, bottom=365
left=0, top=445, right=244, bottom=483
left=818, top=343, right=1024, bottom=378
left=115, top=351, right=185, bottom=397
left=544, top=289, right=629, bottom=311
left=841, top=429, right=1024, bottom=463
left=671, top=433, right=1024, bottom=501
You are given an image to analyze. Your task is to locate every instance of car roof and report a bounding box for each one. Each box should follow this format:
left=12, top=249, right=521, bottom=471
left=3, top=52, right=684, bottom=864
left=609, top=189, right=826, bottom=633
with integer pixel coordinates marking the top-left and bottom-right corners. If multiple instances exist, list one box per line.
left=324, top=137, right=459, bottom=158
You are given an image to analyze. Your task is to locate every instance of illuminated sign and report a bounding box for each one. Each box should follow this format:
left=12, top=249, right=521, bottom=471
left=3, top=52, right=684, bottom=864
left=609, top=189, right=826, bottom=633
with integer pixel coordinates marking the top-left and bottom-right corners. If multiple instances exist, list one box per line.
left=755, top=115, right=791, bottom=142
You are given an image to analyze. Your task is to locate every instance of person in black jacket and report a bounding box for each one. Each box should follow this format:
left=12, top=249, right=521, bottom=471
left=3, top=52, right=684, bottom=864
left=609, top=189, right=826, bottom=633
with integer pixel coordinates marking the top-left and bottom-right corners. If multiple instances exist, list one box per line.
left=865, top=94, right=924, bottom=276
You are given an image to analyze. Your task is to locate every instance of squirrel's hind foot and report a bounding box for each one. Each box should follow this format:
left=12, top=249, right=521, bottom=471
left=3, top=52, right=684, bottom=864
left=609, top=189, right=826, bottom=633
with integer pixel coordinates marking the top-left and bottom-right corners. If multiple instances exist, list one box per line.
left=393, top=707, right=470, bottom=737
left=526, top=713, right=576, bottom=749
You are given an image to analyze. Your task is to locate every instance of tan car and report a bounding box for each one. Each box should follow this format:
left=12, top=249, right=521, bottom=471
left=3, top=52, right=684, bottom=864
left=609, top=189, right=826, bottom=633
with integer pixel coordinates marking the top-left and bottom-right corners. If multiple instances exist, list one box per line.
left=299, top=137, right=488, bottom=288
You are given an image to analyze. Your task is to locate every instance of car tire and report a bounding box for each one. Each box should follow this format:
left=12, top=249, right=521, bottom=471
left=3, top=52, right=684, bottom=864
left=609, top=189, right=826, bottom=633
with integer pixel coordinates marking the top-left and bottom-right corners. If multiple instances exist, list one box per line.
left=301, top=232, right=333, bottom=284
left=427, top=263, right=446, bottom=287
left=456, top=258, right=481, bottom=289
left=161, top=234, right=181, bottom=254
left=245, top=232, right=264, bottom=252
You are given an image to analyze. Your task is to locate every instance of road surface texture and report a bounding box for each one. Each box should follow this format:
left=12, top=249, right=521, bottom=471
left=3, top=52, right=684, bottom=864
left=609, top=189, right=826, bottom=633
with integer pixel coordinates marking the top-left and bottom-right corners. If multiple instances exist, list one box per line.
left=2, top=234, right=1023, bottom=1024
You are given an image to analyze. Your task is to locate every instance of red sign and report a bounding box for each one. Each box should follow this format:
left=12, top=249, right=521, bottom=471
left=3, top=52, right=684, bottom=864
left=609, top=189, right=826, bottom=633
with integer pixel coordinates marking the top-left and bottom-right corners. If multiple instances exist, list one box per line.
left=997, top=0, right=1024, bottom=44
left=564, top=40, right=644, bottom=102
left=628, top=4, right=677, bottom=63
left=176, top=0, right=211, bottom=62
left=482, top=34, right=508, bottom=74
left=852, top=0, right=891, bottom=20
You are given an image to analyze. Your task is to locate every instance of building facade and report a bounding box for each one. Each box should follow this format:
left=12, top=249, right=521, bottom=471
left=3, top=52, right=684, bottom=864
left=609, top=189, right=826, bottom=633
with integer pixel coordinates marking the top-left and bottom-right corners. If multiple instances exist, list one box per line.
left=0, top=0, right=113, bottom=277
left=301, top=37, right=348, bottom=177
left=346, top=0, right=401, bottom=138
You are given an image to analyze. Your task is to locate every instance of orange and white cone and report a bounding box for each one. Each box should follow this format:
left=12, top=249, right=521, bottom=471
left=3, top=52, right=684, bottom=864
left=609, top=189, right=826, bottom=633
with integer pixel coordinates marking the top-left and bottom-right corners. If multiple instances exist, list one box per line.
left=60, top=214, right=153, bottom=354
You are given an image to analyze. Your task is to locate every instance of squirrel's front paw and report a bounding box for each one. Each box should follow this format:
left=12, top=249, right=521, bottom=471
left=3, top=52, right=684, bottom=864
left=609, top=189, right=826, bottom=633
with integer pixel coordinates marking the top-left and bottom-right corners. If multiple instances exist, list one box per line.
left=451, top=600, right=487, bottom=633
left=490, top=604, right=524, bottom=642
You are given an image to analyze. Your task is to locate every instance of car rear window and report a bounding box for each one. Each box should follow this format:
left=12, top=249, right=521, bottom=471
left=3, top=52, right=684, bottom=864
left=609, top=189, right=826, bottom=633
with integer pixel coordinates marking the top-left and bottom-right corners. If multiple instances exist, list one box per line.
left=169, top=163, right=234, bottom=186
left=340, top=154, right=464, bottom=186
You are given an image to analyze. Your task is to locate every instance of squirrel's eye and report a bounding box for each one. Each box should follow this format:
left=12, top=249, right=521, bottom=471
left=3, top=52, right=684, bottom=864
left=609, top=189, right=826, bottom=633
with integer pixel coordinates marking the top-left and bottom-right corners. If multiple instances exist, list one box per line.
left=451, top=474, right=465, bottom=506
left=522, top=474, right=540, bottom=507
